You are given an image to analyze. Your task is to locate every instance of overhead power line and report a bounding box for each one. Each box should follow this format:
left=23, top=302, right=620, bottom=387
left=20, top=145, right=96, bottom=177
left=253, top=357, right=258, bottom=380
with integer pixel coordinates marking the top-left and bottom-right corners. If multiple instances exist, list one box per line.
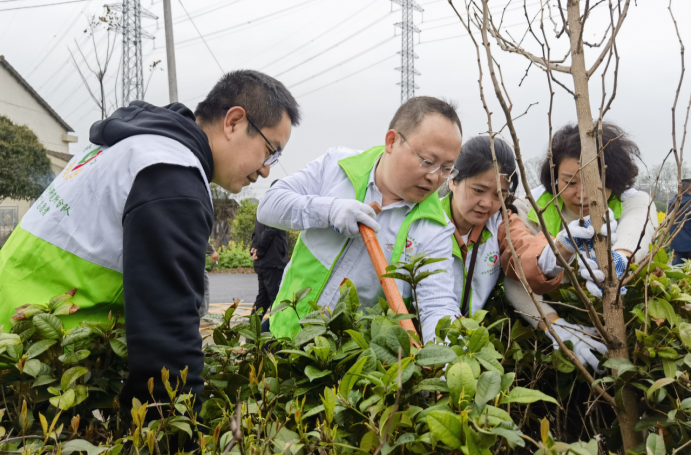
left=296, top=54, right=397, bottom=98
left=274, top=10, right=394, bottom=78
left=259, top=0, right=380, bottom=71
left=0, top=0, right=90, bottom=11
left=177, top=0, right=224, bottom=74
left=289, top=36, right=395, bottom=88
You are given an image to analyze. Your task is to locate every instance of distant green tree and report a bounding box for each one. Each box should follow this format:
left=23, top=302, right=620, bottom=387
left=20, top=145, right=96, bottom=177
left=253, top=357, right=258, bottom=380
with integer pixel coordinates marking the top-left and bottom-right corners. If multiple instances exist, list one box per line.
left=230, top=199, right=257, bottom=248
left=0, top=116, right=53, bottom=203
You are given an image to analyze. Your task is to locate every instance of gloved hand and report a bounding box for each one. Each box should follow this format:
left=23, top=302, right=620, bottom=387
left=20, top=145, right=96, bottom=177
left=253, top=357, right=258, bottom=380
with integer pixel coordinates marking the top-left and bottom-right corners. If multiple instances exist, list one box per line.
left=328, top=199, right=381, bottom=238
left=556, top=208, right=618, bottom=254
left=544, top=318, right=607, bottom=373
left=578, top=251, right=628, bottom=298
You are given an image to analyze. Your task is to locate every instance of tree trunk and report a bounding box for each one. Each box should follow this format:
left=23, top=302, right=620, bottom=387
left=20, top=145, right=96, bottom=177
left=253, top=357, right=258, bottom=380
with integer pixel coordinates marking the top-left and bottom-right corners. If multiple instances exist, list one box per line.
left=566, top=0, right=642, bottom=449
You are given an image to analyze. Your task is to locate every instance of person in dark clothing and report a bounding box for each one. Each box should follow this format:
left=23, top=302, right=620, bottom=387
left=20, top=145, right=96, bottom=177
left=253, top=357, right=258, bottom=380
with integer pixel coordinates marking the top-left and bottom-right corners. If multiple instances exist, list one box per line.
left=251, top=180, right=289, bottom=316
left=669, top=179, right=691, bottom=265
left=0, top=69, right=301, bottom=420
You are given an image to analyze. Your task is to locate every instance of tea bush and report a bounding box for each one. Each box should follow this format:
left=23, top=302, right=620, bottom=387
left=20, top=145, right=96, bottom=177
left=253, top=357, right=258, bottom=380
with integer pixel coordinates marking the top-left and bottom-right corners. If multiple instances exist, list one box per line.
left=0, top=253, right=688, bottom=454
left=206, top=242, right=254, bottom=271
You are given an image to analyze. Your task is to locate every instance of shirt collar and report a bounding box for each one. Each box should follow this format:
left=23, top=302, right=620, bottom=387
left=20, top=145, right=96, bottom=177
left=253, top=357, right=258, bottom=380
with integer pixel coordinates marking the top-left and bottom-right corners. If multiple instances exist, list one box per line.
left=367, top=157, right=417, bottom=212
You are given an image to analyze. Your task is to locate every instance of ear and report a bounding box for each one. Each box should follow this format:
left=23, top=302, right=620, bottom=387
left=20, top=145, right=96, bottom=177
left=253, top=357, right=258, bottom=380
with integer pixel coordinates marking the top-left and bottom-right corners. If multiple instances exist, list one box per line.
left=223, top=106, right=247, bottom=139
left=384, top=130, right=397, bottom=154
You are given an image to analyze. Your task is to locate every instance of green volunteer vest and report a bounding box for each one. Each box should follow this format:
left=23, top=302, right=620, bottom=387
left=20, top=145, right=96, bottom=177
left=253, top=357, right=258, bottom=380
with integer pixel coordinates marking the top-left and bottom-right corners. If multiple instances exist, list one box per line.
left=0, top=226, right=124, bottom=330
left=269, top=146, right=448, bottom=340
left=526, top=190, right=624, bottom=237
left=440, top=193, right=492, bottom=311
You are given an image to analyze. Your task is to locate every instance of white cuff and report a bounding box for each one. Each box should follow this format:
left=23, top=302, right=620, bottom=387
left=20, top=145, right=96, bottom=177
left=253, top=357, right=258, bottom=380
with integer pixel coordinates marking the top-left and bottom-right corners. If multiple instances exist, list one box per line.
left=539, top=244, right=571, bottom=278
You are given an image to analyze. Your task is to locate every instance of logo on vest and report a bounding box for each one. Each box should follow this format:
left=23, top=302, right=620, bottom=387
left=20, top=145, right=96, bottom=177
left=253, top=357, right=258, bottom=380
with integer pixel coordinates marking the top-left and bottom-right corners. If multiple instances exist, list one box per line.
left=483, top=251, right=500, bottom=269
left=62, top=146, right=104, bottom=181
left=403, top=237, right=418, bottom=263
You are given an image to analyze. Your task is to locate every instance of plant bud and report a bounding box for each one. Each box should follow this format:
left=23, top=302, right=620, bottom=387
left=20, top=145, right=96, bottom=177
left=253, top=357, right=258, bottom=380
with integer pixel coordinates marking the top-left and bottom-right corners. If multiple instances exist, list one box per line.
left=148, top=378, right=154, bottom=395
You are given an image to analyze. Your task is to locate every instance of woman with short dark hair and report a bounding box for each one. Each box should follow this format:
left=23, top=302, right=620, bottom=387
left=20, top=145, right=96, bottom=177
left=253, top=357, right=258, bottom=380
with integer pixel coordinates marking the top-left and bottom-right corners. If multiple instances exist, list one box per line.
left=505, top=122, right=658, bottom=369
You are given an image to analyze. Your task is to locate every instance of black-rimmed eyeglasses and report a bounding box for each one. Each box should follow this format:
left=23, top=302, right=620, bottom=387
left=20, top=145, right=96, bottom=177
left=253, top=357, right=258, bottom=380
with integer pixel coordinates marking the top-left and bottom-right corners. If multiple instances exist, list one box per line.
left=399, top=132, right=459, bottom=180
left=245, top=115, right=282, bottom=167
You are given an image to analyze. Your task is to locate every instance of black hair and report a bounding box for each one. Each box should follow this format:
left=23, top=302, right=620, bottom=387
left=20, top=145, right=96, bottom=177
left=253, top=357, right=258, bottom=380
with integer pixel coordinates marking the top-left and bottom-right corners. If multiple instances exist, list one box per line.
left=540, top=123, right=640, bottom=199
left=194, top=69, right=301, bottom=135
left=683, top=179, right=691, bottom=192
left=452, top=135, right=519, bottom=193
left=388, top=96, right=462, bottom=137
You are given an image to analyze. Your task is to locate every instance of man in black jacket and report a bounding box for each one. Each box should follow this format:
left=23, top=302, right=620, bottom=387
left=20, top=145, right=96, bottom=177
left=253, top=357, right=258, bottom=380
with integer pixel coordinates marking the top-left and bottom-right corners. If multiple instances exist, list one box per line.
left=250, top=180, right=289, bottom=316
left=0, top=69, right=300, bottom=417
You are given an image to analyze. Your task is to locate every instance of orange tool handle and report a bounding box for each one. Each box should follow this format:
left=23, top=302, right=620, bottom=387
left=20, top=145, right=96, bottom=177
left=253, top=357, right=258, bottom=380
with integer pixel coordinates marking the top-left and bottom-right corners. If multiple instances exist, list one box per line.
left=358, top=204, right=420, bottom=347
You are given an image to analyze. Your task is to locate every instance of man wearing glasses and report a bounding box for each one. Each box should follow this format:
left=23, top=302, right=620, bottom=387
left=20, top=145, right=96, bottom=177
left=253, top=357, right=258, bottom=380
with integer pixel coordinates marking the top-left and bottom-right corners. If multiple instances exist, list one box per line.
left=0, top=70, right=300, bottom=416
left=257, top=96, right=462, bottom=345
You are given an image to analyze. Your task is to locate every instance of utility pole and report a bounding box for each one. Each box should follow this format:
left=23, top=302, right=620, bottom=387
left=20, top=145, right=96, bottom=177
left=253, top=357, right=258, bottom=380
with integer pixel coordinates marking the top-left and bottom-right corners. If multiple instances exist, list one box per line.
left=391, top=0, right=423, bottom=104
left=162, top=0, right=178, bottom=103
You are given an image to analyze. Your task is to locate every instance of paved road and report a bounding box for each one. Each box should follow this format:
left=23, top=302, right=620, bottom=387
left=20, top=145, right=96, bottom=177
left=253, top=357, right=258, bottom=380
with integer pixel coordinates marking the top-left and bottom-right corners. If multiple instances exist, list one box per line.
left=208, top=272, right=258, bottom=304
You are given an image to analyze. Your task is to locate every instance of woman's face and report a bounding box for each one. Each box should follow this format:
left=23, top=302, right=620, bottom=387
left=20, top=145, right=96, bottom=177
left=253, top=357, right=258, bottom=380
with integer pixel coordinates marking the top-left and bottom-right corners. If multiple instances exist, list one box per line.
left=450, top=168, right=509, bottom=229
left=556, top=157, right=612, bottom=216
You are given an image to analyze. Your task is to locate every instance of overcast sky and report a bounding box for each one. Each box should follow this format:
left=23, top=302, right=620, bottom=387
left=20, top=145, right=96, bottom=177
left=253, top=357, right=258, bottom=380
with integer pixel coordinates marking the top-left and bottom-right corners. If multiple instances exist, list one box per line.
left=0, top=0, right=689, bottom=198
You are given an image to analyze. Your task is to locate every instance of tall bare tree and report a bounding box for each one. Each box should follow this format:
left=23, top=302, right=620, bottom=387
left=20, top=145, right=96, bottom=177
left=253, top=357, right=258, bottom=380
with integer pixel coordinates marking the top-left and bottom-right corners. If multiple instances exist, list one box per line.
left=449, top=0, right=690, bottom=449
left=70, top=6, right=122, bottom=120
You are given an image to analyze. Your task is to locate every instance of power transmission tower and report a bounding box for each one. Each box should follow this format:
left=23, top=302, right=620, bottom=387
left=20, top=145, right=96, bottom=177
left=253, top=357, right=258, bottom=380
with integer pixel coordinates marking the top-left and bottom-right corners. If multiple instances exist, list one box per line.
left=111, top=0, right=157, bottom=105
left=391, top=0, right=423, bottom=104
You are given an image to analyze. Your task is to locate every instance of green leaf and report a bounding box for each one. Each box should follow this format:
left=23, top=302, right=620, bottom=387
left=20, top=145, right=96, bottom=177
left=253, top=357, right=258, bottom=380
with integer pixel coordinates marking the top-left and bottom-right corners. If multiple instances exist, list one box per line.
left=61, top=366, right=88, bottom=391
left=603, top=357, right=636, bottom=376
left=50, top=388, right=75, bottom=410
left=386, top=325, right=410, bottom=358
left=22, top=359, right=41, bottom=377
left=294, top=288, right=312, bottom=303
left=32, top=314, right=63, bottom=339
left=339, top=356, right=367, bottom=398
left=304, top=365, right=331, bottom=382
left=410, top=378, right=449, bottom=394
left=110, top=338, right=128, bottom=358
left=489, top=427, right=524, bottom=449
left=360, top=430, right=377, bottom=452
left=647, top=378, right=675, bottom=401
left=500, top=373, right=515, bottom=393
left=293, top=324, right=327, bottom=346
left=322, top=387, right=336, bottom=423
left=170, top=421, right=193, bottom=437
left=475, top=371, right=501, bottom=408
left=649, top=298, right=677, bottom=327
left=416, top=344, right=457, bottom=367
left=381, top=357, right=413, bottom=388
left=61, top=439, right=110, bottom=455
left=426, top=410, right=462, bottom=449
left=678, top=323, right=691, bottom=350
left=345, top=329, right=369, bottom=350
left=500, top=387, right=558, bottom=405
left=467, top=327, right=489, bottom=353
left=371, top=316, right=394, bottom=339
left=74, top=384, right=88, bottom=406
left=446, top=362, right=475, bottom=409
left=646, top=433, right=665, bottom=455
left=59, top=349, right=91, bottom=364
left=61, top=327, right=93, bottom=346
left=26, top=339, right=57, bottom=359
left=568, top=440, right=598, bottom=455
left=32, top=375, right=57, bottom=387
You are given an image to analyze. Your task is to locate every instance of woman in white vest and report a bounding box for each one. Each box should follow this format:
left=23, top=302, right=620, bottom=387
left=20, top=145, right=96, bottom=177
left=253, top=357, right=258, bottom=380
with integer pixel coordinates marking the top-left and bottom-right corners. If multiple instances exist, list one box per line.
left=441, top=136, right=593, bottom=317
left=505, top=123, right=658, bottom=371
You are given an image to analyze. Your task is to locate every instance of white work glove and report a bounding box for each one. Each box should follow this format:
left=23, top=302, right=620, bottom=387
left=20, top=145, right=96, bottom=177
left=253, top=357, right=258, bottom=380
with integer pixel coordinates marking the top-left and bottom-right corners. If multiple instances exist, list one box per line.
left=578, top=251, right=628, bottom=298
left=556, top=208, right=618, bottom=254
left=544, top=318, right=607, bottom=373
left=328, top=199, right=381, bottom=238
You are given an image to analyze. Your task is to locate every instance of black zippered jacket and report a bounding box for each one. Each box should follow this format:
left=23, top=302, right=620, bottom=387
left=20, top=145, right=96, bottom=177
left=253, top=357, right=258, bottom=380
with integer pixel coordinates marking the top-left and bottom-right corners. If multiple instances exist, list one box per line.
left=90, top=101, right=214, bottom=416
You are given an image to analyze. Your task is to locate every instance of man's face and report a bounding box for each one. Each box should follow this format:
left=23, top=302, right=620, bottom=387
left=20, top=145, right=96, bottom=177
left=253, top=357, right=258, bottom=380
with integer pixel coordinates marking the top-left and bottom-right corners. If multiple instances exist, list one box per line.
left=556, top=157, right=612, bottom=216
left=210, top=109, right=292, bottom=193
left=383, top=113, right=462, bottom=203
